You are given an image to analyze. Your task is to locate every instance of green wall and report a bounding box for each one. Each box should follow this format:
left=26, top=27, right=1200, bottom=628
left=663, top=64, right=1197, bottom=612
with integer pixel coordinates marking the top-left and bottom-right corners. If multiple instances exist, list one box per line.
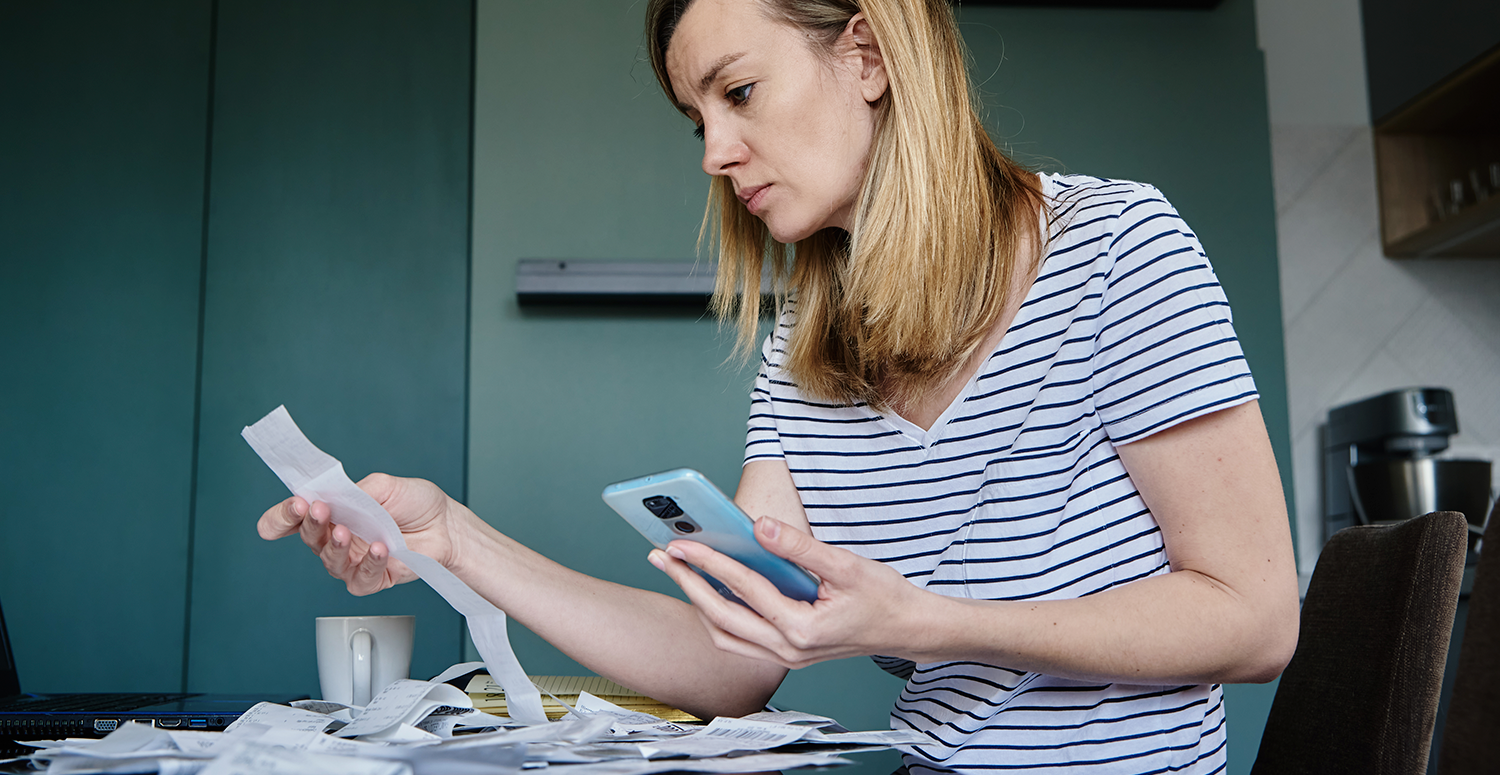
left=1, top=0, right=211, bottom=694
left=186, top=0, right=475, bottom=694
left=467, top=0, right=1287, bottom=771
left=1, top=0, right=475, bottom=697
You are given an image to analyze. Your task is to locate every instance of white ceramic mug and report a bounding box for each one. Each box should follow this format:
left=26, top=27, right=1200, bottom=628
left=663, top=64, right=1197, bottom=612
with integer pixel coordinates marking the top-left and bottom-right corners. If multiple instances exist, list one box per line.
left=315, top=615, right=414, bottom=706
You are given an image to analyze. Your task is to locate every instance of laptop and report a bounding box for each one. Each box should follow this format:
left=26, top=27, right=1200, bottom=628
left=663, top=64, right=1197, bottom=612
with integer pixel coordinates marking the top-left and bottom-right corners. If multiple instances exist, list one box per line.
left=0, top=596, right=307, bottom=756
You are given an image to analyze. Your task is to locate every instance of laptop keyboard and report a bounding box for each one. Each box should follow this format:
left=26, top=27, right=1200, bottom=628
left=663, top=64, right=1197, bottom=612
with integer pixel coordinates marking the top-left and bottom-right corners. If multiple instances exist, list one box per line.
left=0, top=693, right=195, bottom=712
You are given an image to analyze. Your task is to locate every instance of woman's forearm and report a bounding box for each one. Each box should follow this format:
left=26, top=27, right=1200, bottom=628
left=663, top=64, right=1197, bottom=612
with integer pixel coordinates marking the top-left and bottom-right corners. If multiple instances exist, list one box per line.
left=897, top=568, right=1297, bottom=684
left=443, top=503, right=788, bottom=719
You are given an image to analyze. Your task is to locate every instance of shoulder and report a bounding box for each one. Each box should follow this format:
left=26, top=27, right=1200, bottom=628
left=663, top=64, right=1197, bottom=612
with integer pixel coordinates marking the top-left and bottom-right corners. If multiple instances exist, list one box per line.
left=1047, top=177, right=1256, bottom=441
left=1037, top=173, right=1210, bottom=284
left=758, top=299, right=798, bottom=374
left=754, top=298, right=869, bottom=413
left=1040, top=174, right=1186, bottom=242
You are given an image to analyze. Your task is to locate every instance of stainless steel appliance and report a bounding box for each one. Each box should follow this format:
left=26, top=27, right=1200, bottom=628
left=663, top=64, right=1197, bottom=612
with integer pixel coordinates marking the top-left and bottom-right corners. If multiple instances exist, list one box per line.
left=1324, top=388, right=1493, bottom=553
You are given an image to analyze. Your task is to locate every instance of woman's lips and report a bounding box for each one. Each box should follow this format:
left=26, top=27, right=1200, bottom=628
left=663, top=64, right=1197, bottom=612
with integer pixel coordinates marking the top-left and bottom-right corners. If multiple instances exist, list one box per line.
left=738, top=184, right=771, bottom=215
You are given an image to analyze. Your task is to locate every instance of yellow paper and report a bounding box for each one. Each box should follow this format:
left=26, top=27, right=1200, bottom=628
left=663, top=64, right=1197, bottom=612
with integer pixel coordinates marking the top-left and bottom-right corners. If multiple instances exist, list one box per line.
left=464, top=674, right=699, bottom=722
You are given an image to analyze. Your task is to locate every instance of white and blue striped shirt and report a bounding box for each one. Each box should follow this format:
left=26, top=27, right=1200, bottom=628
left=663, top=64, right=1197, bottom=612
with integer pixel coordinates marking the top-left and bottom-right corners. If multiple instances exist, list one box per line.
left=746, top=174, right=1256, bottom=774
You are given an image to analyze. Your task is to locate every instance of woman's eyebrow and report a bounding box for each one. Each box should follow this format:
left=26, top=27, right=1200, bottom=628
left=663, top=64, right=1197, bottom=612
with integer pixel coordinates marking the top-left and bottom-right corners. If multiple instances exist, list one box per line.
left=696, top=52, right=746, bottom=94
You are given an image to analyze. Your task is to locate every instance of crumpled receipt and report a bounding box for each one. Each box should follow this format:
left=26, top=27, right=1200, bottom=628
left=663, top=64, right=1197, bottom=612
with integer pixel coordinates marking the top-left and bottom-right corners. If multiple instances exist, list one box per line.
left=242, top=405, right=547, bottom=725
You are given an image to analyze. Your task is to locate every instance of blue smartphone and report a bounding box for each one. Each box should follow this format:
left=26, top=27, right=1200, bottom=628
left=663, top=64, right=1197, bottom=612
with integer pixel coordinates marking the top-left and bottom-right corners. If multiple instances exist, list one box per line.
left=602, top=468, right=821, bottom=603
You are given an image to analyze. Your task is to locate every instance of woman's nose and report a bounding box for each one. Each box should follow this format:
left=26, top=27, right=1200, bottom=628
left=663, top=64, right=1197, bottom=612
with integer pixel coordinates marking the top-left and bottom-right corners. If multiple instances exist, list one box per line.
left=700, top=124, right=746, bottom=176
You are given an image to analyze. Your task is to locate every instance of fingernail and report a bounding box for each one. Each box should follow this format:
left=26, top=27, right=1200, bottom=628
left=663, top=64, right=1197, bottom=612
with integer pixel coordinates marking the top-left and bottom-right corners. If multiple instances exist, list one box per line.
left=648, top=551, right=665, bottom=571
left=759, top=517, right=780, bottom=540
left=667, top=546, right=686, bottom=561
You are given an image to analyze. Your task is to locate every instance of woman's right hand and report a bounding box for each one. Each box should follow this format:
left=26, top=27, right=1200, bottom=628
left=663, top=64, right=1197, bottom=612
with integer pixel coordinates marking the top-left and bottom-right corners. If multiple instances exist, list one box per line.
left=256, top=473, right=463, bottom=596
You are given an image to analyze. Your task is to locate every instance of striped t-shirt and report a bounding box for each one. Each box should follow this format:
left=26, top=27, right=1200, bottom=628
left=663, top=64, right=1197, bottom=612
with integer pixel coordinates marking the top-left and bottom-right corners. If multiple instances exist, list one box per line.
left=745, top=174, right=1257, bottom=774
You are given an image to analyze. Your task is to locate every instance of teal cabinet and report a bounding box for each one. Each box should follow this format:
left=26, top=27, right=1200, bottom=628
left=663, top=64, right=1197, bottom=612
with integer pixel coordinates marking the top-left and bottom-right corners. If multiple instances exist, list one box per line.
left=1, top=0, right=474, bottom=697
left=0, top=0, right=212, bottom=693
left=187, top=0, right=474, bottom=695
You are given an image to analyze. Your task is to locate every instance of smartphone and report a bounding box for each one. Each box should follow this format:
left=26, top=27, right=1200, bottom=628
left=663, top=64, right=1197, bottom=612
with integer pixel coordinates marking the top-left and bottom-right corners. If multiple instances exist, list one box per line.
left=602, top=468, right=821, bottom=603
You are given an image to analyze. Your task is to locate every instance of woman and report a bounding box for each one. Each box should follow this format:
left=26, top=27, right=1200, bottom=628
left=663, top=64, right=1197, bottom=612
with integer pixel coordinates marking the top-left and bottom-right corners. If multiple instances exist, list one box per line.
left=260, top=0, right=1299, bottom=772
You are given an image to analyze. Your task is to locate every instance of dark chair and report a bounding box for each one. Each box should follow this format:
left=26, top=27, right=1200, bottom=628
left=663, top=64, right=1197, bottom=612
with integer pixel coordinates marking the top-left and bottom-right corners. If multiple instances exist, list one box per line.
left=1252, top=510, right=1469, bottom=775
left=1437, top=499, right=1500, bottom=774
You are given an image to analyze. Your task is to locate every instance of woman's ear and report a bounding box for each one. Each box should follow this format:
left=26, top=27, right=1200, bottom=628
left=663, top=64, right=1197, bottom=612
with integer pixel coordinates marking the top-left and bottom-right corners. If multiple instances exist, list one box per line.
left=842, top=13, right=888, bottom=103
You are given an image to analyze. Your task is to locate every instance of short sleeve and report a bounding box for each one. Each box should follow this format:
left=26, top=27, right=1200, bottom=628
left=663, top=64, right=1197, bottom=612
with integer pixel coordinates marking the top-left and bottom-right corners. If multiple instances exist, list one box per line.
left=744, top=331, right=786, bottom=465
left=1089, top=186, right=1259, bottom=444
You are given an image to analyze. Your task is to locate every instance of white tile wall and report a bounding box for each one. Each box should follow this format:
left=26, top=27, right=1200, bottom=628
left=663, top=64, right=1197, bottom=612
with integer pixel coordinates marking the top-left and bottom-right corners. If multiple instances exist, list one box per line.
left=1271, top=124, right=1500, bottom=574
left=1276, top=131, right=1383, bottom=324
left=1271, top=125, right=1361, bottom=211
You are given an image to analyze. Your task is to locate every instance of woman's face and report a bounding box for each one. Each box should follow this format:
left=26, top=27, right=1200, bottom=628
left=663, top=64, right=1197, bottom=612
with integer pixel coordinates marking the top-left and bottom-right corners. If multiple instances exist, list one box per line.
left=666, top=0, right=887, bottom=244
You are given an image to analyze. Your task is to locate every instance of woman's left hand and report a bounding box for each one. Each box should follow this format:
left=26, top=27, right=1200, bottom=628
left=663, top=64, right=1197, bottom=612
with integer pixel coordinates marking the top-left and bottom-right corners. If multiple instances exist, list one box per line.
left=648, top=516, right=928, bottom=668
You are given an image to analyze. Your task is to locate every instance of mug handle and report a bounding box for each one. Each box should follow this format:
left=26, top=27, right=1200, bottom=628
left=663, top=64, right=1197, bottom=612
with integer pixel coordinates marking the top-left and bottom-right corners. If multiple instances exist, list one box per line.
left=351, top=629, right=373, bottom=706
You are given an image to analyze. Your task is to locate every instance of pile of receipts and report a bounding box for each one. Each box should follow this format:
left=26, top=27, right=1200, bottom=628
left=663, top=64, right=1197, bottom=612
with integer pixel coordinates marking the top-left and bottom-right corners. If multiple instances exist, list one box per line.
left=24, top=409, right=923, bottom=774
left=9, top=663, right=923, bottom=775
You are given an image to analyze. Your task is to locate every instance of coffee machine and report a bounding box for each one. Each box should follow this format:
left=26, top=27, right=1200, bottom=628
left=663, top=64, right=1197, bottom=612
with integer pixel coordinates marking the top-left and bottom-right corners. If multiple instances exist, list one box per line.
left=1323, top=387, right=1493, bottom=552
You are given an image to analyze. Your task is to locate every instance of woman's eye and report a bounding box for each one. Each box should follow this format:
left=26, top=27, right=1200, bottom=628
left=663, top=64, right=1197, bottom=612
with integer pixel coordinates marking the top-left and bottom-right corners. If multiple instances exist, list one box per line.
left=692, top=124, right=705, bottom=141
left=727, top=83, right=754, bottom=105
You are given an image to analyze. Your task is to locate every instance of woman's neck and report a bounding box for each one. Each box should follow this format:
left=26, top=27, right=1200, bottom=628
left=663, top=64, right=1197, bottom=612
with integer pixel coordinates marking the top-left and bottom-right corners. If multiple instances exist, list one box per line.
left=886, top=230, right=1040, bottom=431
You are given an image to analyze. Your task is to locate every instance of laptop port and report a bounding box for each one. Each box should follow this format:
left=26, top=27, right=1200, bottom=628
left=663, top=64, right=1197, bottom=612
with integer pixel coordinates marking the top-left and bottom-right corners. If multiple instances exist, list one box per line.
left=188, top=719, right=208, bottom=729
left=93, top=719, right=118, bottom=733
left=156, top=718, right=182, bottom=728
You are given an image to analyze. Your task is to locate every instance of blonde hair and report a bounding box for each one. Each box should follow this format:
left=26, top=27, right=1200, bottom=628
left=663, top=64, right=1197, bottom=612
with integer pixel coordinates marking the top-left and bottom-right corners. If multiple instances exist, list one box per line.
left=646, top=0, right=1044, bottom=410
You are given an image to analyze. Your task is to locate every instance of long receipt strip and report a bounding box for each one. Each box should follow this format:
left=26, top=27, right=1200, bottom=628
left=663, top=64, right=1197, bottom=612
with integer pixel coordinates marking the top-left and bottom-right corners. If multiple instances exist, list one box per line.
left=242, top=405, right=547, bottom=725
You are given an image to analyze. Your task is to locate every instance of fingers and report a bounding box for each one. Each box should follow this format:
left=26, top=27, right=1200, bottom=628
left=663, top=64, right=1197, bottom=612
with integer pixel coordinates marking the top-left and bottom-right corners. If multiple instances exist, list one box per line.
left=691, top=607, right=810, bottom=668
left=349, top=542, right=391, bottom=596
left=299, top=500, right=334, bottom=552
left=257, top=496, right=310, bottom=541
left=649, top=546, right=813, bottom=661
left=659, top=542, right=792, bottom=613
left=319, top=523, right=358, bottom=578
left=669, top=519, right=835, bottom=612
left=648, top=547, right=724, bottom=604
left=652, top=523, right=908, bottom=667
left=259, top=488, right=407, bottom=597
left=315, top=522, right=393, bottom=596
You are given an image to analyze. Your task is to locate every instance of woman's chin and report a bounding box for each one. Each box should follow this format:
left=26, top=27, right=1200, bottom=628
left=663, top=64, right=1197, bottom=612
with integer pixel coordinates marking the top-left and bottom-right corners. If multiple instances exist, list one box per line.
left=758, top=206, right=852, bottom=244
left=764, top=219, right=819, bottom=245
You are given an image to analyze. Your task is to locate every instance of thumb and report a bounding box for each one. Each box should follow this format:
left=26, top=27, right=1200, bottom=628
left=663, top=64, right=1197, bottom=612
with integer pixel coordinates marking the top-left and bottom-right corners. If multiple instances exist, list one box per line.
left=755, top=516, right=845, bottom=577
left=356, top=472, right=401, bottom=504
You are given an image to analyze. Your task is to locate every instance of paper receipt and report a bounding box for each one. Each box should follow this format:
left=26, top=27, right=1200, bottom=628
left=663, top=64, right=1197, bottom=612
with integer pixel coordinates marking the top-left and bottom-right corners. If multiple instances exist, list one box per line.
left=241, top=406, right=547, bottom=725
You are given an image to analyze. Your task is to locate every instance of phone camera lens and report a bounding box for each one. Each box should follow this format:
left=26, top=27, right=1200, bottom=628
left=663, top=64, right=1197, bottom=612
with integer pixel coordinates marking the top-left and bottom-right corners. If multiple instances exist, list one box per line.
left=673, top=520, right=696, bottom=533
left=643, top=495, right=683, bottom=520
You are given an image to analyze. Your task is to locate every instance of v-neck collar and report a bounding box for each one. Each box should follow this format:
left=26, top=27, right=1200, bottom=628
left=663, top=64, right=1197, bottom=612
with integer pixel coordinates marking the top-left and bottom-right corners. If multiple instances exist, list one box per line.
left=879, top=359, right=992, bottom=449
left=875, top=173, right=1057, bottom=451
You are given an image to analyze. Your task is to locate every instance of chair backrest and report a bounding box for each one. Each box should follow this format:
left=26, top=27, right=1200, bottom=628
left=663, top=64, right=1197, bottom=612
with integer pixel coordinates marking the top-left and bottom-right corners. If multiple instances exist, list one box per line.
left=1437, top=499, right=1500, bottom=774
left=1252, top=510, right=1468, bottom=775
